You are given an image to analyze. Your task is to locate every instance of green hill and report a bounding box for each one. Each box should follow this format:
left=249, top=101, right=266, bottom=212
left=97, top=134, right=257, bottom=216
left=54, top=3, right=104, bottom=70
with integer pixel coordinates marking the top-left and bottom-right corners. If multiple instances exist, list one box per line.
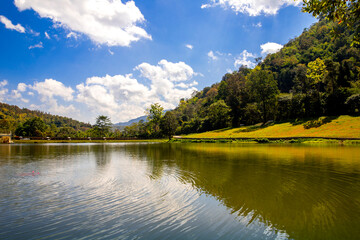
left=0, top=102, right=91, bottom=133
left=170, top=20, right=360, bottom=135
left=183, top=115, right=360, bottom=140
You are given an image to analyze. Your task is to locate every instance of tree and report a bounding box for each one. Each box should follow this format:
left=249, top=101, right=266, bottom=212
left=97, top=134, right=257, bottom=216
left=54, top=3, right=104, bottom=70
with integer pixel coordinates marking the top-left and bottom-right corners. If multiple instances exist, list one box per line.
left=246, top=68, right=279, bottom=123
left=15, top=117, right=47, bottom=137
left=207, top=100, right=231, bottom=129
left=302, top=0, right=360, bottom=45
left=94, top=115, right=112, bottom=137
left=218, top=72, right=248, bottom=127
left=146, top=103, right=164, bottom=136
left=306, top=58, right=328, bottom=89
left=160, top=112, right=178, bottom=140
left=56, top=127, right=77, bottom=138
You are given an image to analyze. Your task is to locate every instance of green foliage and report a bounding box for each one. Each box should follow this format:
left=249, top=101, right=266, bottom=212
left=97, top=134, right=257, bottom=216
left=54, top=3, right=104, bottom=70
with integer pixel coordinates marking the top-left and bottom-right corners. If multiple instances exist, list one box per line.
left=307, top=58, right=328, bottom=86
left=345, top=94, right=360, bottom=113
left=0, top=102, right=91, bottom=134
left=246, top=68, right=279, bottom=123
left=301, top=0, right=360, bottom=45
left=94, top=115, right=112, bottom=137
left=207, top=100, right=231, bottom=129
left=160, top=112, right=178, bottom=140
left=146, top=103, right=164, bottom=137
left=15, top=117, right=47, bottom=137
left=255, top=138, right=270, bottom=143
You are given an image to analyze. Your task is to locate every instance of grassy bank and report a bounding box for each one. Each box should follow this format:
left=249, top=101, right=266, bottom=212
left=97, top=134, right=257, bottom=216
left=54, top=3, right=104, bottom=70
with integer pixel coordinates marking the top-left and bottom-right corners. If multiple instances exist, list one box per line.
left=181, top=115, right=360, bottom=141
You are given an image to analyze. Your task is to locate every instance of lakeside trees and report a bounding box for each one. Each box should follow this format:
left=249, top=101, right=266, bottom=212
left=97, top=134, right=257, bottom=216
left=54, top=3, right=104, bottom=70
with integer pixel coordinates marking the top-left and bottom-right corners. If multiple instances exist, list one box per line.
left=166, top=20, right=360, bottom=135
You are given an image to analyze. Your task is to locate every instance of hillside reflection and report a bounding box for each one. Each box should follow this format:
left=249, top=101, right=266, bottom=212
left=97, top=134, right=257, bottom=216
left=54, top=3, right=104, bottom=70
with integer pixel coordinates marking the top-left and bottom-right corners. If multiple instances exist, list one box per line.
left=128, top=143, right=360, bottom=240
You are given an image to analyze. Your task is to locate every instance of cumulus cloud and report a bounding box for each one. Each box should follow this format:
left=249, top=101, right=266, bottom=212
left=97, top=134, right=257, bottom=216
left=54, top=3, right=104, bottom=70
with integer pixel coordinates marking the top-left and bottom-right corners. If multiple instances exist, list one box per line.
left=260, top=42, right=283, bottom=55
left=19, top=79, right=77, bottom=116
left=208, top=50, right=218, bottom=60
left=186, top=44, right=193, bottom=50
left=30, top=79, right=74, bottom=102
left=234, top=50, right=256, bottom=68
left=201, top=0, right=301, bottom=16
left=14, top=0, right=151, bottom=47
left=0, top=15, right=26, bottom=33
left=29, top=42, right=43, bottom=49
left=76, top=60, right=198, bottom=122
left=0, top=80, right=8, bottom=102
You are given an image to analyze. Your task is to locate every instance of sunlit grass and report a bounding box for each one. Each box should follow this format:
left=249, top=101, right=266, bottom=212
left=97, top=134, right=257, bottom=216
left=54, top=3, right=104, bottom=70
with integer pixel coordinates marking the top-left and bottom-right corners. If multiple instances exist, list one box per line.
left=184, top=115, right=360, bottom=139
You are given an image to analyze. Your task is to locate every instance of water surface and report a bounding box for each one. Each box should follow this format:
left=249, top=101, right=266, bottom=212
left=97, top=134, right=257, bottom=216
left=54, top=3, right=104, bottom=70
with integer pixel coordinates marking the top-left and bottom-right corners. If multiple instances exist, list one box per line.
left=0, top=143, right=360, bottom=239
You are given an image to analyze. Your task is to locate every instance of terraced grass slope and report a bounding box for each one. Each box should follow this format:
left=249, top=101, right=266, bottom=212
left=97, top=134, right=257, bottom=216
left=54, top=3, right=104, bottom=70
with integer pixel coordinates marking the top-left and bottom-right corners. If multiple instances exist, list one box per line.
left=183, top=115, right=360, bottom=139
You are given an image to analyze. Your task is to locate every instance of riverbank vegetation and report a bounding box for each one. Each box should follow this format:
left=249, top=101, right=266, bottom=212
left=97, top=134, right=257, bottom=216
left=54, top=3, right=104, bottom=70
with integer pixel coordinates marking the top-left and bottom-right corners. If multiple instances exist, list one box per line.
left=181, top=115, right=360, bottom=139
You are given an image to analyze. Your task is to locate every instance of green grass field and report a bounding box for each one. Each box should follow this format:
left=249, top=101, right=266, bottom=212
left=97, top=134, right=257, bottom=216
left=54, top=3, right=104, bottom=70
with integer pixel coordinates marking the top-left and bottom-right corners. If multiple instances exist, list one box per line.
left=183, top=115, right=360, bottom=139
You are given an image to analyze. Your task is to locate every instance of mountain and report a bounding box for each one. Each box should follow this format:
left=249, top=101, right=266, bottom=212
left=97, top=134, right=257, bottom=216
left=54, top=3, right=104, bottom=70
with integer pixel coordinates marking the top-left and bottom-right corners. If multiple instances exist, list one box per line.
left=0, top=102, right=91, bottom=132
left=115, top=115, right=147, bottom=127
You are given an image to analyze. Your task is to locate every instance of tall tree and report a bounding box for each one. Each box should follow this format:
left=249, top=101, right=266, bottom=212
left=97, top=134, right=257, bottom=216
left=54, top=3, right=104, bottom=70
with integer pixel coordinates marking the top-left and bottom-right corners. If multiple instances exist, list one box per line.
left=94, top=115, right=112, bottom=137
left=160, top=112, right=178, bottom=140
left=207, top=100, right=231, bottom=129
left=146, top=103, right=164, bottom=136
left=246, top=68, right=279, bottom=123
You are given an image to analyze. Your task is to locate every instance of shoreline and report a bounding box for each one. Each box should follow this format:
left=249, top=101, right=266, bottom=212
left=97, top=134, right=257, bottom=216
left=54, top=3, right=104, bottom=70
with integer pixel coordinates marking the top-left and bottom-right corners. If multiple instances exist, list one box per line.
left=5, top=138, right=360, bottom=145
left=170, top=138, right=360, bottom=145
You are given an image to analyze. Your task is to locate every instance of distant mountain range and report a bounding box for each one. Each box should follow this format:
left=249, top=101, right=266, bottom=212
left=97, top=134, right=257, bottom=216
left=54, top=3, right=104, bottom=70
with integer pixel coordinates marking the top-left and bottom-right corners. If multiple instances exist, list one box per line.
left=114, top=115, right=147, bottom=127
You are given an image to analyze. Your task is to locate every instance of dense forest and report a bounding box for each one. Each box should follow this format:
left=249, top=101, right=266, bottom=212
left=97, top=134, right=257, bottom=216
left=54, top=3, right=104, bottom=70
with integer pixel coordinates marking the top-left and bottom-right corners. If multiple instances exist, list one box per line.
left=0, top=102, right=92, bottom=137
left=123, top=20, right=360, bottom=138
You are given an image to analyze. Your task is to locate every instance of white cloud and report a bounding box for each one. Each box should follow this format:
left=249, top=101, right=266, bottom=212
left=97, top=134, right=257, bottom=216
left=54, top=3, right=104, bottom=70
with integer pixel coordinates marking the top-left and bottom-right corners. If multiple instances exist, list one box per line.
left=201, top=0, right=301, bottom=16
left=14, top=0, right=151, bottom=47
left=76, top=60, right=198, bottom=122
left=29, top=42, right=43, bottom=49
left=260, top=42, right=283, bottom=55
left=20, top=79, right=77, bottom=116
left=0, top=80, right=8, bottom=87
left=234, top=50, right=256, bottom=68
left=29, top=29, right=40, bottom=36
left=208, top=50, right=218, bottom=60
left=0, top=88, right=9, bottom=102
left=0, top=15, right=25, bottom=33
left=67, top=32, right=79, bottom=40
left=253, top=22, right=262, bottom=28
left=44, top=32, right=50, bottom=39
left=30, top=79, right=74, bottom=102
left=17, top=83, right=27, bottom=92
left=186, top=44, right=193, bottom=50
left=0, top=80, right=8, bottom=102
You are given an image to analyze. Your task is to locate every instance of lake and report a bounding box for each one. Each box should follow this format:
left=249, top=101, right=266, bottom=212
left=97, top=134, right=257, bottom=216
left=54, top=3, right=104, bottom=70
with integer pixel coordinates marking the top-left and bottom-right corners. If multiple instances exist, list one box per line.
left=0, top=143, right=360, bottom=240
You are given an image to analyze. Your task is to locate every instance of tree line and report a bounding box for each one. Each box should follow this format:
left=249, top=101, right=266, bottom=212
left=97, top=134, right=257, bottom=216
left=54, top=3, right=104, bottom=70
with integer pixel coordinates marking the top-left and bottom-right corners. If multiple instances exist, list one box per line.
left=124, top=19, right=360, bottom=137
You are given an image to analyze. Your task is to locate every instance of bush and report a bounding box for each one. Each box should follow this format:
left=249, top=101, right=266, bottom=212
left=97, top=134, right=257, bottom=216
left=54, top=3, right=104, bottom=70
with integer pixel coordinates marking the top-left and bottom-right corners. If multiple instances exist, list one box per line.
left=303, top=119, right=323, bottom=129
left=255, top=138, right=270, bottom=143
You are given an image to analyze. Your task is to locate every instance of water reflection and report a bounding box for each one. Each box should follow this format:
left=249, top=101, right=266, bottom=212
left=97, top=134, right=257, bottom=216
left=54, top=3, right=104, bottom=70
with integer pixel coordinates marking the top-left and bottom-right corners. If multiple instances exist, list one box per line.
left=126, top=143, right=360, bottom=240
left=0, top=143, right=359, bottom=240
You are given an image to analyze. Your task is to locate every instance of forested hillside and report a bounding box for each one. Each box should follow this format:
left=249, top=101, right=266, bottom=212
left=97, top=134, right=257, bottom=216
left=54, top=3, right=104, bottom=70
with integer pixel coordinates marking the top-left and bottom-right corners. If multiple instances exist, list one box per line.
left=168, top=20, right=360, bottom=134
left=0, top=102, right=91, bottom=133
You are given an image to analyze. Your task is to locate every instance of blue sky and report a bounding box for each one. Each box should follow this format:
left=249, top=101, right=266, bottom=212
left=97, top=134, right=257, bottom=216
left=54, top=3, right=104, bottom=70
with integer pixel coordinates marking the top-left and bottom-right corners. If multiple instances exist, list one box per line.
left=0, top=0, right=315, bottom=123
